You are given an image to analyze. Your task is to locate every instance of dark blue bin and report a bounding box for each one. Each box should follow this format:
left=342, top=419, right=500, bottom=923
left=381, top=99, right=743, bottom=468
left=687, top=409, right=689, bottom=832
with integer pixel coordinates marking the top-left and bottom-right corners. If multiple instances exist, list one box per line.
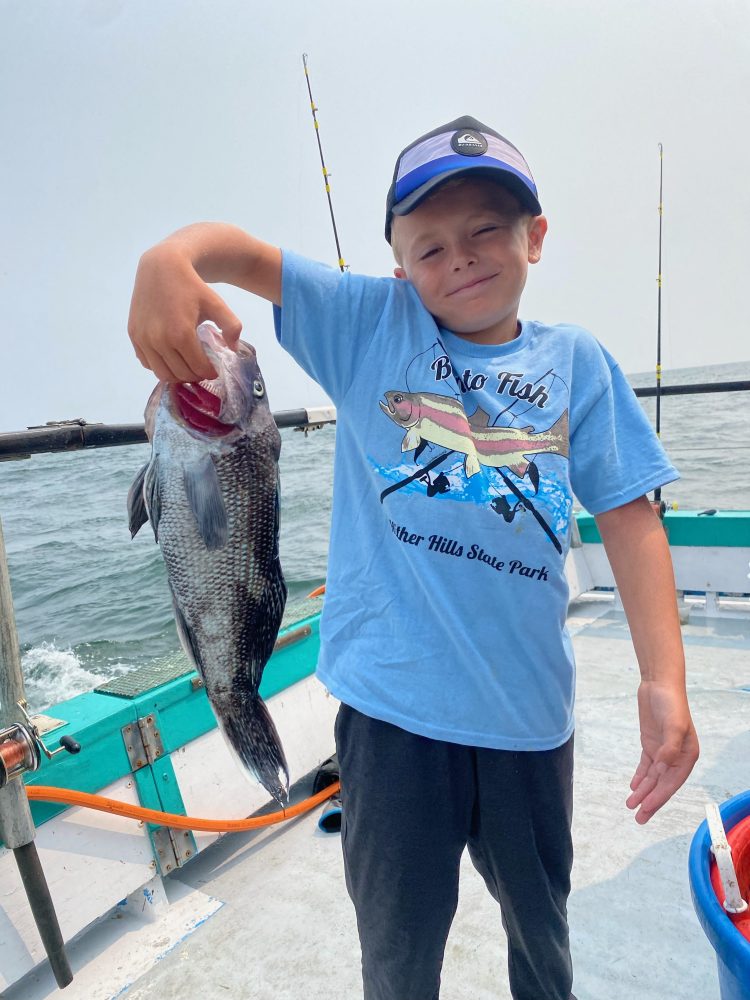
left=689, top=790, right=750, bottom=1000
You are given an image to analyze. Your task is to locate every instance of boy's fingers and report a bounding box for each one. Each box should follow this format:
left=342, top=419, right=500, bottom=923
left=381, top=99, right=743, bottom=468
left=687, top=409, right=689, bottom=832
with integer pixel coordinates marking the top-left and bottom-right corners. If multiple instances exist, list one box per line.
left=631, top=769, right=683, bottom=825
left=177, top=329, right=219, bottom=380
left=628, top=751, right=651, bottom=791
left=160, top=346, right=207, bottom=384
left=139, top=345, right=179, bottom=384
left=178, top=317, right=218, bottom=382
left=132, top=343, right=151, bottom=371
left=161, top=330, right=217, bottom=382
left=627, top=772, right=664, bottom=824
left=129, top=289, right=236, bottom=380
left=626, top=767, right=658, bottom=811
left=133, top=321, right=218, bottom=382
left=633, top=803, right=657, bottom=825
left=204, top=296, right=243, bottom=349
left=133, top=331, right=217, bottom=382
left=627, top=739, right=698, bottom=824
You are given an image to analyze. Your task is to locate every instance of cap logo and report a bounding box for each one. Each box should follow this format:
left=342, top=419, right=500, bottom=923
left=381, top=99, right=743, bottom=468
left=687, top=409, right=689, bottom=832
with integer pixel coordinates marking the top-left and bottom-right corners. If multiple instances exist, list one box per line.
left=450, top=129, right=488, bottom=157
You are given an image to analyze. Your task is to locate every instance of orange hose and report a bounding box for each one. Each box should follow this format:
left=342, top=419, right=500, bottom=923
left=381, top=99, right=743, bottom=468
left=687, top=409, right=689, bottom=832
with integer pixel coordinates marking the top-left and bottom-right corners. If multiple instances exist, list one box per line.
left=26, top=780, right=340, bottom=832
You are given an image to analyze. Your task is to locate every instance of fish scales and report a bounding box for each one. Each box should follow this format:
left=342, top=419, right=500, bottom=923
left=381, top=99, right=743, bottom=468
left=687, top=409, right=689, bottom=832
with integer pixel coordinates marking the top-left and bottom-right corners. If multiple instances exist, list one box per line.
left=158, top=432, right=284, bottom=686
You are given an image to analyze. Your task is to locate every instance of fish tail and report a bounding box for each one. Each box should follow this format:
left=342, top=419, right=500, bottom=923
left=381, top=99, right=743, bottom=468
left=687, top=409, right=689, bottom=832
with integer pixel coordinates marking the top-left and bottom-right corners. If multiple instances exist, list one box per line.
left=548, top=410, right=570, bottom=458
left=220, top=695, right=290, bottom=805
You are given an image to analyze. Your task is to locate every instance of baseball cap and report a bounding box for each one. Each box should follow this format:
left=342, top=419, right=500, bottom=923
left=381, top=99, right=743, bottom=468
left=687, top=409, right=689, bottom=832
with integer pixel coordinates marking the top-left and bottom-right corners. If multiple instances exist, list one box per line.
left=385, top=115, right=541, bottom=243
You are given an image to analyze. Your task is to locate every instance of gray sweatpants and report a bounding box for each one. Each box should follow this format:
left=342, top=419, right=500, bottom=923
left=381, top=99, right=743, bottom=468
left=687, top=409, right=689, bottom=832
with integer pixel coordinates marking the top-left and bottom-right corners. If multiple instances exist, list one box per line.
left=335, top=703, right=575, bottom=1000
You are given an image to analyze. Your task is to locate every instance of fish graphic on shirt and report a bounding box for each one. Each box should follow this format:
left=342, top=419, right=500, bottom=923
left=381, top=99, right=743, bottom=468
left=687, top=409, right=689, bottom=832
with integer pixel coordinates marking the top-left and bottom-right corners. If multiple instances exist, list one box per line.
left=379, top=390, right=568, bottom=479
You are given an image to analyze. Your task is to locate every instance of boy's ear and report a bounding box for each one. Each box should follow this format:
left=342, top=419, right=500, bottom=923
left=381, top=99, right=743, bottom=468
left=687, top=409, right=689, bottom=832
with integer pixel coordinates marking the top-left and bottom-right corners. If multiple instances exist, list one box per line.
left=393, top=266, right=407, bottom=280
left=527, top=215, right=548, bottom=265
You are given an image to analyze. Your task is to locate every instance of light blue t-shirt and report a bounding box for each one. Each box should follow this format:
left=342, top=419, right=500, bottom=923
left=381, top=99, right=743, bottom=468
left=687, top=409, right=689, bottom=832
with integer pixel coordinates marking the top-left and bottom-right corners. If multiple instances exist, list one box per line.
left=273, top=250, right=678, bottom=751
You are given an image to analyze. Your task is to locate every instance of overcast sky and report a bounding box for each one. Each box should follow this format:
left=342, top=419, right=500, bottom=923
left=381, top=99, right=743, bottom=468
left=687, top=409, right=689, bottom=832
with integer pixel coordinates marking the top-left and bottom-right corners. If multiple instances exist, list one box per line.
left=1, top=0, right=748, bottom=432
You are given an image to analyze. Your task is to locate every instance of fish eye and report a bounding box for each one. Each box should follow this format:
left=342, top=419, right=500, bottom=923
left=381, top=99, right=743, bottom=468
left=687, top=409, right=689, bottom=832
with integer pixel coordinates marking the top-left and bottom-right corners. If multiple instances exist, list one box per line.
left=393, top=393, right=403, bottom=403
left=253, top=379, right=265, bottom=398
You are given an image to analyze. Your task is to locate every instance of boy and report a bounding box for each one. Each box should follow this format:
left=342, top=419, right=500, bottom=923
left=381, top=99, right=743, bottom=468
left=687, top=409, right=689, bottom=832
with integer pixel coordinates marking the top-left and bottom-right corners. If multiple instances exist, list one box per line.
left=128, top=116, right=699, bottom=1000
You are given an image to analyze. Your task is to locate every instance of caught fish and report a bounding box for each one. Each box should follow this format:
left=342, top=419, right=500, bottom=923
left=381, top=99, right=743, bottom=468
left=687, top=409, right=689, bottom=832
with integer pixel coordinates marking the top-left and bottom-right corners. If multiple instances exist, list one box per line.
left=127, top=323, right=289, bottom=803
left=380, top=390, right=569, bottom=479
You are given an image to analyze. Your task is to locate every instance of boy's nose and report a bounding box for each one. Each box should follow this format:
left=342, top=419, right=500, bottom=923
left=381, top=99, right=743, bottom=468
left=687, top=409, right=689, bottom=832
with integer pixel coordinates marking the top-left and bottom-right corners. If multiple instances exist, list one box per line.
left=450, top=242, right=478, bottom=270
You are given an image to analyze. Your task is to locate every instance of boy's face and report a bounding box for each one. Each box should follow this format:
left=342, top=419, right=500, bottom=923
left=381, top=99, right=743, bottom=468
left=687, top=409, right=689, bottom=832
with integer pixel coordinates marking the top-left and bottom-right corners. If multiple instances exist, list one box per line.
left=391, top=178, right=547, bottom=345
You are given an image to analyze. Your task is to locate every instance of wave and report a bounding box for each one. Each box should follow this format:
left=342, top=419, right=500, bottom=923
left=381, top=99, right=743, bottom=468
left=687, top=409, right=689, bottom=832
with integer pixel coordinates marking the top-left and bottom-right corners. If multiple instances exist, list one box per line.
left=21, top=641, right=133, bottom=714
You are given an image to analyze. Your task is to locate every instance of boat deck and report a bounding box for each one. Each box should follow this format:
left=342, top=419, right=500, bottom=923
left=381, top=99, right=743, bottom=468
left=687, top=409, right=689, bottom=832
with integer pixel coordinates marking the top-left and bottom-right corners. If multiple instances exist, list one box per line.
left=5, top=594, right=749, bottom=1000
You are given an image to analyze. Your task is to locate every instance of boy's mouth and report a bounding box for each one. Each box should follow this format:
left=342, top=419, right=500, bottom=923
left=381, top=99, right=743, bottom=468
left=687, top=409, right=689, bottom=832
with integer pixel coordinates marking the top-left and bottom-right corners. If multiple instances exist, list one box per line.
left=448, top=273, right=498, bottom=296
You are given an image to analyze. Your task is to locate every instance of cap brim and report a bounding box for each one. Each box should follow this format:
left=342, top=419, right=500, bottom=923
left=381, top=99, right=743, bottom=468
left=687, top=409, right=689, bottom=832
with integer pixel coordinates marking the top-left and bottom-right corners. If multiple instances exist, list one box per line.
left=391, top=166, right=542, bottom=219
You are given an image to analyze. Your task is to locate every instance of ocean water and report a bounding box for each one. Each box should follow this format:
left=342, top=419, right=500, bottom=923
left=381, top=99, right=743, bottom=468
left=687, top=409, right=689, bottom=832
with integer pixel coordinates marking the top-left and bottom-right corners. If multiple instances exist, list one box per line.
left=629, top=360, right=750, bottom=511
left=0, top=360, right=747, bottom=712
left=0, top=425, right=333, bottom=712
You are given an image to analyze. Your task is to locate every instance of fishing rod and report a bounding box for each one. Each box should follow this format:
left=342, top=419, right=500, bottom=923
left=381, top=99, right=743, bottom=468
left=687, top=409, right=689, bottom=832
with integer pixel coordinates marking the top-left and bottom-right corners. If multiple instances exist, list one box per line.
left=302, top=53, right=347, bottom=273
left=654, top=143, right=665, bottom=509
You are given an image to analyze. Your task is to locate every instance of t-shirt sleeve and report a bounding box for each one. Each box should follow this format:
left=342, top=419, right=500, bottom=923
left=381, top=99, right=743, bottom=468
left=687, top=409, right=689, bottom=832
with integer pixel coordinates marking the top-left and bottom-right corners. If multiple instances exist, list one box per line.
left=273, top=249, right=393, bottom=403
left=568, top=338, right=679, bottom=515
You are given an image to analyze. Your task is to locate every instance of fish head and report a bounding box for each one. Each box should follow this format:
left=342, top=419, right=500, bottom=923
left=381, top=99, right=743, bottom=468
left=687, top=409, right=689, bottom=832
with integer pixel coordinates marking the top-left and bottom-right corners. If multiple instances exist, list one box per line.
left=379, top=390, right=419, bottom=427
left=150, top=323, right=277, bottom=448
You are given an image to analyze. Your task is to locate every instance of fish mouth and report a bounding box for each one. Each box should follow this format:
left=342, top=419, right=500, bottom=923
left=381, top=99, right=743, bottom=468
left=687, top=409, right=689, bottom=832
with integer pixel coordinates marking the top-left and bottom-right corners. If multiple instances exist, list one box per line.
left=380, top=392, right=416, bottom=426
left=173, top=382, right=237, bottom=437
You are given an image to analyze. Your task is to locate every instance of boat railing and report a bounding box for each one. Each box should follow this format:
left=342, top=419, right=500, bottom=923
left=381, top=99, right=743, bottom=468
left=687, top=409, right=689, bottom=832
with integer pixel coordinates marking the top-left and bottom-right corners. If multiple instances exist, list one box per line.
left=0, top=381, right=747, bottom=462
left=0, top=406, right=337, bottom=462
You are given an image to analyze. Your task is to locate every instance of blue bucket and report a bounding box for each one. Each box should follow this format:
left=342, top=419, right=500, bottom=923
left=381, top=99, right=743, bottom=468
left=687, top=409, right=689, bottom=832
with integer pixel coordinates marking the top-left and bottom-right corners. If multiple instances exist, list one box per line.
left=689, top=790, right=750, bottom=1000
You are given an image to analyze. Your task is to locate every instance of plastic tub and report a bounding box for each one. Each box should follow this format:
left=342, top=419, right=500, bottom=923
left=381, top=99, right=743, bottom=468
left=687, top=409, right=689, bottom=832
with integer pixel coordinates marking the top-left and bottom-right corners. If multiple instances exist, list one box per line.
left=689, top=790, right=750, bottom=999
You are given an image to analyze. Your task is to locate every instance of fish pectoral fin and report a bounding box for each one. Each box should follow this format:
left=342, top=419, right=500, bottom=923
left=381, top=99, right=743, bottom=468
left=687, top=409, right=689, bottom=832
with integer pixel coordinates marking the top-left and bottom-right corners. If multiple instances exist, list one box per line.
left=127, top=462, right=150, bottom=538
left=401, top=428, right=421, bottom=452
left=464, top=452, right=481, bottom=477
left=143, top=457, right=161, bottom=542
left=184, top=454, right=228, bottom=550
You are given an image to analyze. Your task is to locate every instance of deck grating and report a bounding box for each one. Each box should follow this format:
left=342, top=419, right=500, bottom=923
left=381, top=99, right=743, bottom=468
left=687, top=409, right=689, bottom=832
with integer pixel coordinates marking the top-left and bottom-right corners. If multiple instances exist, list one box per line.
left=95, top=594, right=325, bottom=699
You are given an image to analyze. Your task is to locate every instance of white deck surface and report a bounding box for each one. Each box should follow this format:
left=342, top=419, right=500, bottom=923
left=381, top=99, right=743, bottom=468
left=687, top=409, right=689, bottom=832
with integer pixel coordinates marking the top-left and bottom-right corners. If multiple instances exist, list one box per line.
left=6, top=595, right=749, bottom=1000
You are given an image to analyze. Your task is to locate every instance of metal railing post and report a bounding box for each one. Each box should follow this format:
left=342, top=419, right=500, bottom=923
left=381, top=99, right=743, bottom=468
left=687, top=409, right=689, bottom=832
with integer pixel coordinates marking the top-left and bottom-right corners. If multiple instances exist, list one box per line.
left=0, top=517, right=73, bottom=988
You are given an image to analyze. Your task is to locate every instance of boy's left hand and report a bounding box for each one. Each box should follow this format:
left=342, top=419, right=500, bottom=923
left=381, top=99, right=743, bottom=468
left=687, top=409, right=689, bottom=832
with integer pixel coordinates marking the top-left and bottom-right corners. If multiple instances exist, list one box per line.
left=595, top=497, right=700, bottom=825
left=626, top=679, right=699, bottom=824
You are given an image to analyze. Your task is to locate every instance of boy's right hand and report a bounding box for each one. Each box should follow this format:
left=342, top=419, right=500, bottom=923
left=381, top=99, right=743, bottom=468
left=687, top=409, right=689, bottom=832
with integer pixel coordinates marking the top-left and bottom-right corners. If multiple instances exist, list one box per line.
left=128, top=243, right=243, bottom=384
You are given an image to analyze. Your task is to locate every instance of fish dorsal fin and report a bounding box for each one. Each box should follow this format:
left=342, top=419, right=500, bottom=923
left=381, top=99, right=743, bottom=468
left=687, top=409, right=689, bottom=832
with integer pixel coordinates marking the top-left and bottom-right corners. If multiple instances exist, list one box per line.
left=184, top=454, right=228, bottom=550
left=127, top=462, right=150, bottom=538
left=468, top=407, right=491, bottom=429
